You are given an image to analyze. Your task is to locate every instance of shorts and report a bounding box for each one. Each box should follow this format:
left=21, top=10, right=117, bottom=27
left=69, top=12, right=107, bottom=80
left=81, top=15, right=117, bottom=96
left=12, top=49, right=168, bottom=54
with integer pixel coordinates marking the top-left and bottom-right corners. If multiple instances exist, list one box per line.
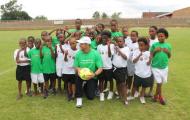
left=152, top=67, right=168, bottom=84
left=16, top=65, right=31, bottom=81
left=134, top=74, right=151, bottom=88
left=62, top=74, right=76, bottom=84
left=31, top=73, right=44, bottom=84
left=43, top=73, right=56, bottom=81
left=56, top=67, right=63, bottom=77
left=98, top=69, right=113, bottom=81
left=127, top=60, right=135, bottom=76
left=113, top=67, right=127, bottom=84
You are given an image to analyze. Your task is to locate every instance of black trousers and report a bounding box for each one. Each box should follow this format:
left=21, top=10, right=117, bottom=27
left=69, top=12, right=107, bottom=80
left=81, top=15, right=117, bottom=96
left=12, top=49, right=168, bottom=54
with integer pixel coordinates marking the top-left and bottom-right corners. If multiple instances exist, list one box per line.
left=76, top=77, right=96, bottom=100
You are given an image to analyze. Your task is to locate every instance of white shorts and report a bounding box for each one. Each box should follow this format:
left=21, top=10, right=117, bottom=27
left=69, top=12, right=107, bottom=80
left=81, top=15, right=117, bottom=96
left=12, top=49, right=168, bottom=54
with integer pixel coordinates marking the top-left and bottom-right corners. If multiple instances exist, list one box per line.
left=152, top=67, right=168, bottom=84
left=31, top=73, right=44, bottom=84
left=56, top=67, right=63, bottom=77
left=127, top=60, right=135, bottom=76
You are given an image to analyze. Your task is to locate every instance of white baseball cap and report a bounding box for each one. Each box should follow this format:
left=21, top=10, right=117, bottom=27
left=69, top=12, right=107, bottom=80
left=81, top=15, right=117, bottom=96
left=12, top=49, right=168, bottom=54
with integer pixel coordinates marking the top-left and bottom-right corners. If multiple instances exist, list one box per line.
left=77, top=36, right=91, bottom=44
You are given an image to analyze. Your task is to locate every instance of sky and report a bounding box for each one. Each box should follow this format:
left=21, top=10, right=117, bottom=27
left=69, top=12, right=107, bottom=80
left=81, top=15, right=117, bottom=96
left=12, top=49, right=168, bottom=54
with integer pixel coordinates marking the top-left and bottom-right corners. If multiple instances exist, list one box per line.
left=0, top=0, right=190, bottom=20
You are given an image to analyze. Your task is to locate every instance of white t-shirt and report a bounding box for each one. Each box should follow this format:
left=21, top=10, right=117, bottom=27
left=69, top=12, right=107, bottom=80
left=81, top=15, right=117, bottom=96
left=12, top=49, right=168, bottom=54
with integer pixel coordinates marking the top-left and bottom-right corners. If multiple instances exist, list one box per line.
left=124, top=36, right=132, bottom=47
left=14, top=49, right=30, bottom=66
left=149, top=37, right=159, bottom=47
left=127, top=41, right=139, bottom=61
left=112, top=46, right=130, bottom=68
left=62, top=47, right=78, bottom=74
left=132, top=50, right=151, bottom=78
left=97, top=44, right=114, bottom=69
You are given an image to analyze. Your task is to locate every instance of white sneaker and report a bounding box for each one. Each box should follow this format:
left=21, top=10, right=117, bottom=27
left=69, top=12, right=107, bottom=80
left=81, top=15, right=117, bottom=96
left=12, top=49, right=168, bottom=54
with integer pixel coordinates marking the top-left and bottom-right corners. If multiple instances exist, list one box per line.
left=115, top=91, right=119, bottom=96
left=76, top=98, right=82, bottom=108
left=140, top=97, right=146, bottom=104
left=124, top=101, right=129, bottom=106
left=127, top=96, right=135, bottom=101
left=107, top=91, right=114, bottom=100
left=100, top=93, right=105, bottom=101
left=134, top=91, right=139, bottom=98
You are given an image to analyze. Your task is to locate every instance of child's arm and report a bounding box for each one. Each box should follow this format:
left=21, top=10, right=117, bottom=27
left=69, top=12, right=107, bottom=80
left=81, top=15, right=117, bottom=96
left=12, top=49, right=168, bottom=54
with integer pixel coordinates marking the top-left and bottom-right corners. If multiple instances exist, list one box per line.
left=116, top=47, right=128, bottom=60
left=163, top=48, right=171, bottom=58
left=152, top=47, right=161, bottom=57
left=107, top=43, right=112, bottom=58
left=49, top=28, right=58, bottom=35
left=64, top=50, right=68, bottom=62
left=133, top=52, right=142, bottom=63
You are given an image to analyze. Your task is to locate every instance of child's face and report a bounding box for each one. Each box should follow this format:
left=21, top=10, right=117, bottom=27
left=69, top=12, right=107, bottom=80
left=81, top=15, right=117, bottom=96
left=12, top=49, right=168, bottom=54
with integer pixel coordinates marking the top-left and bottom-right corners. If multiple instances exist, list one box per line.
left=19, top=40, right=27, bottom=49
left=41, top=31, right=48, bottom=41
left=69, top=39, right=77, bottom=50
left=158, top=33, right=166, bottom=43
left=58, top=34, right=65, bottom=43
left=35, top=40, right=41, bottom=49
left=110, top=21, right=118, bottom=32
left=138, top=41, right=146, bottom=51
left=116, top=37, right=124, bottom=47
left=75, top=20, right=82, bottom=29
left=122, top=28, right=128, bottom=36
left=27, top=39, right=34, bottom=49
left=101, top=35, right=109, bottom=45
left=97, top=25, right=104, bottom=32
left=45, top=37, right=52, bottom=46
left=74, top=32, right=81, bottom=40
left=149, top=28, right=157, bottom=38
left=130, top=32, right=138, bottom=42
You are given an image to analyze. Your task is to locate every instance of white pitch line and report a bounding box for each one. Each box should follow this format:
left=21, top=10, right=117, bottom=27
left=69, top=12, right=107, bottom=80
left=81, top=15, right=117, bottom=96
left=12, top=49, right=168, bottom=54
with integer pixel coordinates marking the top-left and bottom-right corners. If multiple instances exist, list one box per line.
left=0, top=67, right=15, bottom=76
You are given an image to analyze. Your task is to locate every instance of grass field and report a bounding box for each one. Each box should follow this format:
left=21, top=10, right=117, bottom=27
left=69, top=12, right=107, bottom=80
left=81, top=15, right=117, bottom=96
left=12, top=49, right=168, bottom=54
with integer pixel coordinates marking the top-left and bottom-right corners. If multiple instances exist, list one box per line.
left=0, top=28, right=190, bottom=120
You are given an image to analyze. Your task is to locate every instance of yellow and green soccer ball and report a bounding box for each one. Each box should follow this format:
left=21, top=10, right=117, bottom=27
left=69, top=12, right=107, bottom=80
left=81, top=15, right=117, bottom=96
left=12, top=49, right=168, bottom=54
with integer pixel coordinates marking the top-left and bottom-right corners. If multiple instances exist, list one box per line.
left=79, top=68, right=93, bottom=80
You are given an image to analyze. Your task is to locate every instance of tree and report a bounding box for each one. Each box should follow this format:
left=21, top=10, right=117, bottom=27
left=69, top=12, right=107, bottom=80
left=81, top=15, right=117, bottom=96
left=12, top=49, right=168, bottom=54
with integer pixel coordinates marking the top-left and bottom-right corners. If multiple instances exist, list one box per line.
left=0, top=0, right=32, bottom=20
left=101, top=12, right=108, bottom=19
left=111, top=12, right=122, bottom=19
left=35, top=15, right=48, bottom=20
left=92, top=11, right=100, bottom=19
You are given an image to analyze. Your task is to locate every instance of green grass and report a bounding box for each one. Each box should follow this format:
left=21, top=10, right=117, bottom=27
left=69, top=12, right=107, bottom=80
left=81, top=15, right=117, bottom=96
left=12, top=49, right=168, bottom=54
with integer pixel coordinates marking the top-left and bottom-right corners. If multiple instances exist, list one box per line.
left=0, top=28, right=190, bottom=120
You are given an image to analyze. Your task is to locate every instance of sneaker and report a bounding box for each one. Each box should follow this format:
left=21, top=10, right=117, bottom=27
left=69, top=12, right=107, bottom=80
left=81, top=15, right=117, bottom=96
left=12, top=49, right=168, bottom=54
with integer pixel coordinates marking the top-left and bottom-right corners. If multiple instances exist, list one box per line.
left=26, top=91, right=32, bottom=97
left=100, top=93, right=105, bottom=101
left=52, top=88, right=57, bottom=95
left=43, top=90, right=48, bottom=99
left=103, top=88, right=109, bottom=93
left=134, top=91, right=139, bottom=98
left=124, top=100, right=129, bottom=106
left=140, top=97, right=146, bottom=104
left=159, top=96, right=166, bottom=105
left=107, top=91, right=114, bottom=100
left=114, top=91, right=119, bottom=96
left=152, top=95, right=159, bottom=102
left=76, top=98, right=82, bottom=108
left=16, top=94, right=23, bottom=100
left=127, top=96, right=135, bottom=101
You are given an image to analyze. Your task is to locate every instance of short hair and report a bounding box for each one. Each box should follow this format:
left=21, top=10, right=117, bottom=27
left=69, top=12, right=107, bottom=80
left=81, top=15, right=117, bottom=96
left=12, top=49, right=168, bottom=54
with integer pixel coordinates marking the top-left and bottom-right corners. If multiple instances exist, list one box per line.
left=101, top=30, right=111, bottom=38
left=157, top=28, right=169, bottom=38
left=150, top=26, right=158, bottom=31
left=27, top=36, right=35, bottom=41
left=97, top=23, right=105, bottom=29
left=138, top=37, right=149, bottom=45
left=75, top=18, right=82, bottom=23
left=110, top=19, right=118, bottom=24
left=131, top=30, right=138, bottom=37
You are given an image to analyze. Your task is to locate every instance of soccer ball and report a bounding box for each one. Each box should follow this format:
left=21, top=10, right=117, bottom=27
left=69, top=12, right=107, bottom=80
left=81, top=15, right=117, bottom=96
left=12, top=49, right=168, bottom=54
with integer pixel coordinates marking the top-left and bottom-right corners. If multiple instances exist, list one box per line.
left=79, top=68, right=93, bottom=80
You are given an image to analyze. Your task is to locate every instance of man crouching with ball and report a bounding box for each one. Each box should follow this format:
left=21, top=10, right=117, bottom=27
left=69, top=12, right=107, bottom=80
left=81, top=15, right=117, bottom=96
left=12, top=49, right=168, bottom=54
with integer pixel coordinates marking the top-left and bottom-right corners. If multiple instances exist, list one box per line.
left=74, top=36, right=103, bottom=108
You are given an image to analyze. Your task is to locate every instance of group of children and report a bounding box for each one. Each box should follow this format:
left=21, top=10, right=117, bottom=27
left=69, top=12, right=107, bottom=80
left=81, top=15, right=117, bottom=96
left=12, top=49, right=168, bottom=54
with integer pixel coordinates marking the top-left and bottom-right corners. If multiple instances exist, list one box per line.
left=14, top=19, right=172, bottom=107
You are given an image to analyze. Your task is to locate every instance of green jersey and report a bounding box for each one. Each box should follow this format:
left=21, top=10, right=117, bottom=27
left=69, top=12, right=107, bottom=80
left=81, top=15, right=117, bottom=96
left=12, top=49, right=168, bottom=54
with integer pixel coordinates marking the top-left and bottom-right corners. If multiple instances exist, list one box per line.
left=90, top=39, right=98, bottom=50
left=74, top=49, right=103, bottom=72
left=150, top=42, right=172, bottom=69
left=42, top=46, right=56, bottom=73
left=28, top=48, right=43, bottom=73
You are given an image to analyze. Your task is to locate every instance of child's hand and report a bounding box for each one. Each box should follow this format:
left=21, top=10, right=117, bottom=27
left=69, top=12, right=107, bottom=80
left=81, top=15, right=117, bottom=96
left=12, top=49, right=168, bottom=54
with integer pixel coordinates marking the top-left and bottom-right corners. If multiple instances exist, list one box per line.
left=162, top=48, right=169, bottom=53
left=65, top=50, right=68, bottom=56
left=47, top=43, right=52, bottom=49
left=154, top=47, right=161, bottom=52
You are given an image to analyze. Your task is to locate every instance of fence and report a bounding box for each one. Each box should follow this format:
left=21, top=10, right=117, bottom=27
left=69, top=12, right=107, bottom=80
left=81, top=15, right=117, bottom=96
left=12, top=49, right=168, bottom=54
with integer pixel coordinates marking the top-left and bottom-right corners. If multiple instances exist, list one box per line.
left=0, top=18, right=190, bottom=30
